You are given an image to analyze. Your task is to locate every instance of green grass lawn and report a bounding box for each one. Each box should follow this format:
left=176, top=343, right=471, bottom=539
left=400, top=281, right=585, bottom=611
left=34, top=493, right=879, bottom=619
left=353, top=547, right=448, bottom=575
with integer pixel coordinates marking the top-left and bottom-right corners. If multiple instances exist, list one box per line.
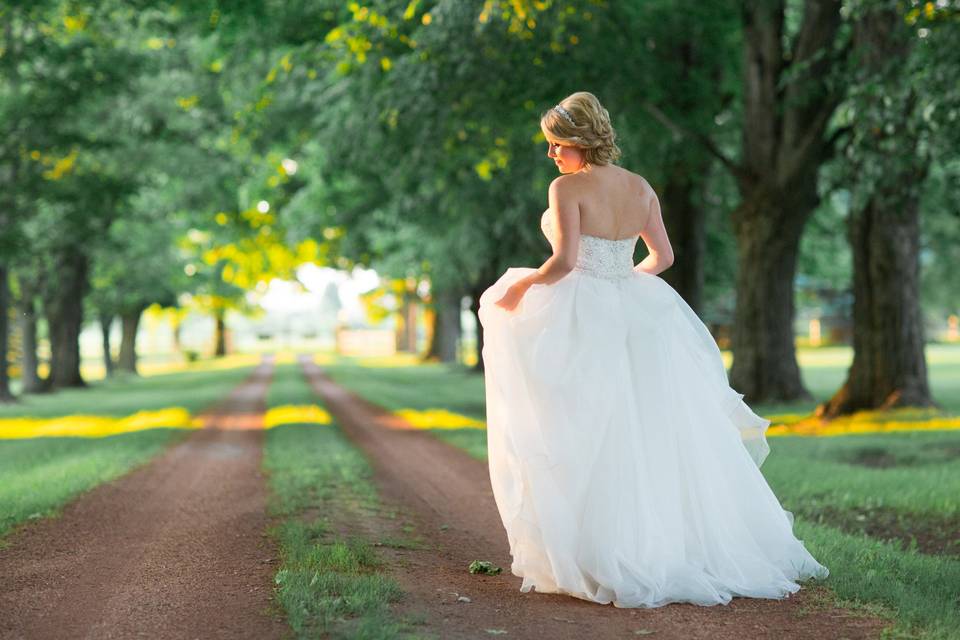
left=0, top=429, right=189, bottom=546
left=262, top=363, right=425, bottom=640
left=753, top=343, right=960, bottom=416
left=769, top=433, right=960, bottom=639
left=318, top=344, right=960, bottom=640
left=0, top=362, right=259, bottom=418
left=0, top=362, right=259, bottom=546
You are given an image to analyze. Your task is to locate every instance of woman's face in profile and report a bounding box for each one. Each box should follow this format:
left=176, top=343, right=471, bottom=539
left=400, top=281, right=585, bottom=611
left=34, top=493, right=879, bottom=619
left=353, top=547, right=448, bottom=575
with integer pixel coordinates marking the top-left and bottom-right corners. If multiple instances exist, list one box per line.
left=543, top=130, right=585, bottom=174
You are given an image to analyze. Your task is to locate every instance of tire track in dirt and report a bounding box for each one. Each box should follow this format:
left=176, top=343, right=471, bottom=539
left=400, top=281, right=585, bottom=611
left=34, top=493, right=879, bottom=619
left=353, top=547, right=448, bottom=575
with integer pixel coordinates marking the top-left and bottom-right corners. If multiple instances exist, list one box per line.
left=301, top=354, right=889, bottom=640
left=0, top=355, right=289, bottom=640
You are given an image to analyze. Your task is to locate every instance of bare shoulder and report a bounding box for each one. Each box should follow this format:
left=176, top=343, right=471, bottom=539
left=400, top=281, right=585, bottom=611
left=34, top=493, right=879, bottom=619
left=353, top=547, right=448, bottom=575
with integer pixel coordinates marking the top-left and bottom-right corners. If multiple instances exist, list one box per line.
left=550, top=173, right=580, bottom=191
left=548, top=174, right=582, bottom=201
left=601, top=165, right=651, bottom=195
left=628, top=171, right=653, bottom=196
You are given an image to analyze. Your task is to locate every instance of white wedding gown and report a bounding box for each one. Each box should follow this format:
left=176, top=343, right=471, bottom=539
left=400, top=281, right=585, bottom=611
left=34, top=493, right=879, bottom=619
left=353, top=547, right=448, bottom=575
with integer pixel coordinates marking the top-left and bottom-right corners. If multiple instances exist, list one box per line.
left=476, top=209, right=828, bottom=608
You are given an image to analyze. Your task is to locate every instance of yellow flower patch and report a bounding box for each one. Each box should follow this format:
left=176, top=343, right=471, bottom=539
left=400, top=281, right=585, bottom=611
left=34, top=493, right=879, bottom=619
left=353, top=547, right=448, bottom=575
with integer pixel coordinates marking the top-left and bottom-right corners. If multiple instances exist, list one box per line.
left=767, top=414, right=960, bottom=438
left=0, top=403, right=335, bottom=438
left=264, top=405, right=332, bottom=428
left=0, top=408, right=196, bottom=440
left=393, top=408, right=485, bottom=430
left=390, top=405, right=960, bottom=438
left=763, top=413, right=810, bottom=426
left=347, top=353, right=422, bottom=368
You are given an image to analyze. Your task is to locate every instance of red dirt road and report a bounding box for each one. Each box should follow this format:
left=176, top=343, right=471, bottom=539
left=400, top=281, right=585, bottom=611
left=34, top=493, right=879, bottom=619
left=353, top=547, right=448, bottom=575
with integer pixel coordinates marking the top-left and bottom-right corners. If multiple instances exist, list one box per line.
left=0, top=356, right=288, bottom=640
left=302, top=355, right=890, bottom=640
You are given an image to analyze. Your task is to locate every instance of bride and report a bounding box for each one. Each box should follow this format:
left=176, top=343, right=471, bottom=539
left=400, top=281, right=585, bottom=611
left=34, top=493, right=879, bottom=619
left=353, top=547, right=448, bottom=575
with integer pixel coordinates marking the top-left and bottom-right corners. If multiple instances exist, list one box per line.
left=477, top=91, right=828, bottom=608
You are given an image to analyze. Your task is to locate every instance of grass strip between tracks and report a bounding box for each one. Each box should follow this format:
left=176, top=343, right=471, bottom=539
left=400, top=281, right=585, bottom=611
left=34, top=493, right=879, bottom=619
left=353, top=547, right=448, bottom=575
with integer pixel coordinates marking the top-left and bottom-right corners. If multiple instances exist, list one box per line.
left=262, top=363, right=425, bottom=639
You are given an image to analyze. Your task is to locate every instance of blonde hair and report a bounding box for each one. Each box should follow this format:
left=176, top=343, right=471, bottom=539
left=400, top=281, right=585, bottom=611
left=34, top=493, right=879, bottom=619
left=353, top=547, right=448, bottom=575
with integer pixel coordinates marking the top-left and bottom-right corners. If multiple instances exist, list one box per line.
left=540, top=91, right=621, bottom=166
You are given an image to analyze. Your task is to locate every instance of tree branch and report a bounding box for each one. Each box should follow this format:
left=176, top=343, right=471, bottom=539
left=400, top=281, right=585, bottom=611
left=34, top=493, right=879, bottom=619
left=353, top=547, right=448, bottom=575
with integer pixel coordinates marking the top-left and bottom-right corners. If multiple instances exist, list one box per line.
left=640, top=101, right=747, bottom=183
left=827, top=123, right=852, bottom=149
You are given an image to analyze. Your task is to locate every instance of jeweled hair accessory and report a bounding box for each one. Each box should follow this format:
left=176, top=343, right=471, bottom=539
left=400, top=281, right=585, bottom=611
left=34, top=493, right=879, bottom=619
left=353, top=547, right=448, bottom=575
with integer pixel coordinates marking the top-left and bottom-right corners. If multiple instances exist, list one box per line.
left=553, top=104, right=576, bottom=126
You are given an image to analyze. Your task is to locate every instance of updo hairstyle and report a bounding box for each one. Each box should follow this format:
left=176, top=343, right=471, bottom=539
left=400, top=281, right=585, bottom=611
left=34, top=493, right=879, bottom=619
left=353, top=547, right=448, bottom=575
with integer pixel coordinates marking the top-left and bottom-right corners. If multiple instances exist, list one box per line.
left=539, top=91, right=622, bottom=166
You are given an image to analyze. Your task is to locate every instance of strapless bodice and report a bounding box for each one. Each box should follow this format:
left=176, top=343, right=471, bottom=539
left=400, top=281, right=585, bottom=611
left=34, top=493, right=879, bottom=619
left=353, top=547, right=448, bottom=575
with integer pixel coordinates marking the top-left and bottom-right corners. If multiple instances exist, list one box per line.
left=541, top=210, right=639, bottom=280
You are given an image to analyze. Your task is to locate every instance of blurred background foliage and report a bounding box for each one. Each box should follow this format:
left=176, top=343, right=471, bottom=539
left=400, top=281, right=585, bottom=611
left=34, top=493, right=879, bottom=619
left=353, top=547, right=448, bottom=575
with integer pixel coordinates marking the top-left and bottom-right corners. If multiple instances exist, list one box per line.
left=1, top=0, right=958, bottom=412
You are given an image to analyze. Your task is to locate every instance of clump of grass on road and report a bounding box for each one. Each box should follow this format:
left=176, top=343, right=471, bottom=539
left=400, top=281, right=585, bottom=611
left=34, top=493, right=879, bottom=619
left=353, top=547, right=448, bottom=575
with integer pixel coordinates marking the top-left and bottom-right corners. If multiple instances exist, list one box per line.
left=263, top=363, right=424, bottom=640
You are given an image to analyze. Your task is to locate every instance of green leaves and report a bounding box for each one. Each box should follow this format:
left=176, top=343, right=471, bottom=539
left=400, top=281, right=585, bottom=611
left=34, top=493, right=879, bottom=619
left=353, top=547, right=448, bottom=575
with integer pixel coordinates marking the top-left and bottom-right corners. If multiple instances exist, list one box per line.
left=468, top=559, right=503, bottom=575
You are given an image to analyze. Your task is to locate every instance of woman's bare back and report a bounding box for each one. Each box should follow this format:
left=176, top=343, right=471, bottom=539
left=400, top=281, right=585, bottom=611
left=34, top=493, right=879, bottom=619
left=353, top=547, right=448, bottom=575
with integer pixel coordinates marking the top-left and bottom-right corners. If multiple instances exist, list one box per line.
left=542, top=163, right=674, bottom=274
left=564, top=164, right=653, bottom=240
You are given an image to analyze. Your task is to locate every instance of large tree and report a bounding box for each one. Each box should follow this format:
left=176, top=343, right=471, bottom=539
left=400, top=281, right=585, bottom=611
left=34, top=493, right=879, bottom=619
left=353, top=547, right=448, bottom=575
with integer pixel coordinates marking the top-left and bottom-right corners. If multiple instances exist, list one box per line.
left=612, top=0, right=741, bottom=313
left=278, top=0, right=746, bottom=368
left=2, top=1, right=148, bottom=389
left=89, top=208, right=185, bottom=375
left=721, top=0, right=848, bottom=403
left=817, top=0, right=960, bottom=416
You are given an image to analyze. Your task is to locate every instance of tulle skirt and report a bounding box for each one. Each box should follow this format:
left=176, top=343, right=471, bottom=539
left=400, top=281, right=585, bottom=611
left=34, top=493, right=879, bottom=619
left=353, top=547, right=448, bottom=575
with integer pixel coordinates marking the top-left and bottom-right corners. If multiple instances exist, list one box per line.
left=477, top=267, right=829, bottom=608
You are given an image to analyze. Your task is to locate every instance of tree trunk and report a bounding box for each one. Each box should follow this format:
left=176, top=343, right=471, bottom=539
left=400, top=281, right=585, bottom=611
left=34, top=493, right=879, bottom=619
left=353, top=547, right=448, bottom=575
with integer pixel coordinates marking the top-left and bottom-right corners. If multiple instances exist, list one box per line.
left=172, top=313, right=183, bottom=353
left=42, top=249, right=88, bottom=389
left=395, top=311, right=408, bottom=352
left=213, top=309, right=226, bottom=357
left=817, top=5, right=935, bottom=417
left=0, top=264, right=13, bottom=402
left=658, top=166, right=706, bottom=312
left=118, top=307, right=144, bottom=374
left=17, top=283, right=45, bottom=393
left=729, top=188, right=814, bottom=402
left=100, top=313, right=115, bottom=377
left=396, top=290, right=418, bottom=353
left=0, top=15, right=19, bottom=401
left=426, top=289, right=462, bottom=363
left=469, top=285, right=485, bottom=373
left=728, top=0, right=844, bottom=403
left=819, top=182, right=934, bottom=416
left=653, top=28, right=713, bottom=313
left=405, top=299, right=418, bottom=354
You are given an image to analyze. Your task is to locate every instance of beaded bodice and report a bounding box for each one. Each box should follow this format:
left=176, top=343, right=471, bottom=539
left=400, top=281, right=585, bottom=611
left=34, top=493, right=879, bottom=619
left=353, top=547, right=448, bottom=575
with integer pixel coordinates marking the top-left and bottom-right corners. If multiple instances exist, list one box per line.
left=541, top=209, right=639, bottom=280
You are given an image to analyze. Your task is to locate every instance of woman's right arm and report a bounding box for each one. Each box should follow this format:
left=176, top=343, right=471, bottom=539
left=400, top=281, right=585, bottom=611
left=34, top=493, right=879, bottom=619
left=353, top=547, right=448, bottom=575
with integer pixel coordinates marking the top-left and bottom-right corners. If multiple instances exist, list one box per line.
left=634, top=181, right=674, bottom=276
